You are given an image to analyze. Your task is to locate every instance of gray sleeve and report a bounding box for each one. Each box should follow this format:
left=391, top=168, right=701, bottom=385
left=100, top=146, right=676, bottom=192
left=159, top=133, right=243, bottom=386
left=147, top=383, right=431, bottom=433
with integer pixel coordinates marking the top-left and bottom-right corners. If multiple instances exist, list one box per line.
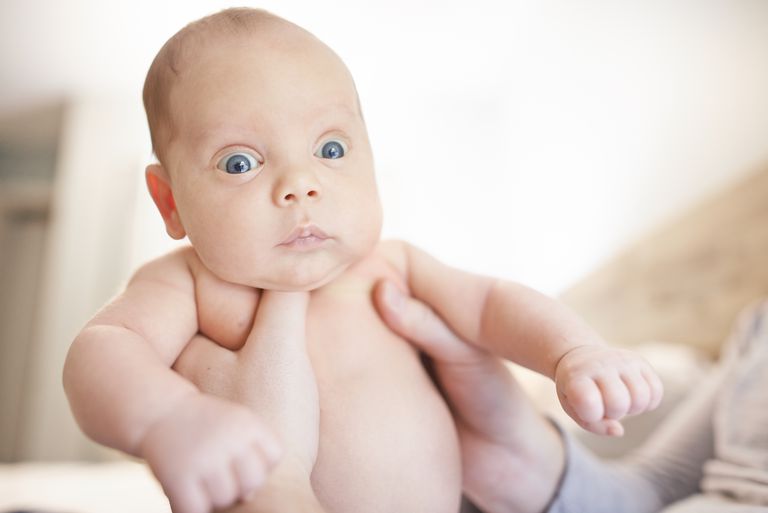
left=546, top=430, right=666, bottom=513
left=546, top=364, right=728, bottom=513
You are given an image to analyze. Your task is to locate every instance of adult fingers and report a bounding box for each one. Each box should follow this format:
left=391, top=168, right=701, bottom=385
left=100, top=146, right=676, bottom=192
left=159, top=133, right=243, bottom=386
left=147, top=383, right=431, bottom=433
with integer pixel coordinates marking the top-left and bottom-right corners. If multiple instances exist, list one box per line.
left=239, top=290, right=310, bottom=361
left=373, top=279, right=483, bottom=363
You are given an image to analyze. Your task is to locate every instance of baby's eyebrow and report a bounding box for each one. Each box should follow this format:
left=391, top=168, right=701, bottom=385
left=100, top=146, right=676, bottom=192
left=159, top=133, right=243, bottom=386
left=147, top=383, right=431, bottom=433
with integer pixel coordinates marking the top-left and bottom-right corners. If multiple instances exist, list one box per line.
left=182, top=100, right=360, bottom=150
left=186, top=123, right=257, bottom=147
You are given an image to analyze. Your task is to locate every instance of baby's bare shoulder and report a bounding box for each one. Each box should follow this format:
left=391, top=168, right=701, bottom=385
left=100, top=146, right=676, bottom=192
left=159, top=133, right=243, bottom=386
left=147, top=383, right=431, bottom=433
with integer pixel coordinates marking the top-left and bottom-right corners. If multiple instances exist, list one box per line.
left=129, top=245, right=259, bottom=352
left=118, top=247, right=195, bottom=310
left=85, top=246, right=200, bottom=364
left=128, top=245, right=196, bottom=289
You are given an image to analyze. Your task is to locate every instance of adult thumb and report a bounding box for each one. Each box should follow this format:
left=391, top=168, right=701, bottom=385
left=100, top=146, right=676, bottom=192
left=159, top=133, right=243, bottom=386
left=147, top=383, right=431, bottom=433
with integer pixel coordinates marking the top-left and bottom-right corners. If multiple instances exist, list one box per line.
left=373, top=280, right=482, bottom=363
left=238, top=290, right=310, bottom=362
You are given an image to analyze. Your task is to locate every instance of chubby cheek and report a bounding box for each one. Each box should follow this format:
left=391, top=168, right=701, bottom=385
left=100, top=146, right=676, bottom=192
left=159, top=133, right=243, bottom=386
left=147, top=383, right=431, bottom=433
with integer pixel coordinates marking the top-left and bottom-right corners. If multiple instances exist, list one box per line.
left=180, top=196, right=275, bottom=283
left=192, top=230, right=273, bottom=285
left=342, top=183, right=383, bottom=256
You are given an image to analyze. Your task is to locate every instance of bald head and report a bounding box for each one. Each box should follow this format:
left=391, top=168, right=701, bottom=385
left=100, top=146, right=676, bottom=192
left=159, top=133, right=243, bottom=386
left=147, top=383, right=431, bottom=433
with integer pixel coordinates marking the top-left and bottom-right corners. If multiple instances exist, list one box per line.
left=143, top=8, right=359, bottom=166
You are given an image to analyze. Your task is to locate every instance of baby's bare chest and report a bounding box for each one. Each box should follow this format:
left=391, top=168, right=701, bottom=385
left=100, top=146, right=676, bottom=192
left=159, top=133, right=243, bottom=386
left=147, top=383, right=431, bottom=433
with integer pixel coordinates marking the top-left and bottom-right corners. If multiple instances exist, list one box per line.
left=306, top=292, right=463, bottom=511
left=193, top=255, right=439, bottom=410
left=193, top=257, right=462, bottom=511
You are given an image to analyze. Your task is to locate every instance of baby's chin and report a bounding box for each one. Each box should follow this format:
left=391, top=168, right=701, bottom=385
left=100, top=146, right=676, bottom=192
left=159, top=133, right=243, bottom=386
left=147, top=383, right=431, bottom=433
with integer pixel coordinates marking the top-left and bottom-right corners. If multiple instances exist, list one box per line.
left=254, top=265, right=347, bottom=292
left=199, top=235, right=379, bottom=291
left=221, top=258, right=351, bottom=292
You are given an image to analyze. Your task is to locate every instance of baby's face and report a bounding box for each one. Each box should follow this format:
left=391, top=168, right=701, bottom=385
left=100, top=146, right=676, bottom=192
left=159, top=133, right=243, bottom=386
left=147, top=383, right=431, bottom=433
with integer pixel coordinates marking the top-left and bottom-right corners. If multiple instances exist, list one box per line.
left=162, top=30, right=382, bottom=290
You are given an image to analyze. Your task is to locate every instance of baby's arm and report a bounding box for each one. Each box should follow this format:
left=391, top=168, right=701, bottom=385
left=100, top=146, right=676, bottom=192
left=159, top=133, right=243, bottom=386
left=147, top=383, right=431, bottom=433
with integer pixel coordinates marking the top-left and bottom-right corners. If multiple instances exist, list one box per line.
left=396, top=242, right=662, bottom=435
left=63, top=249, right=280, bottom=513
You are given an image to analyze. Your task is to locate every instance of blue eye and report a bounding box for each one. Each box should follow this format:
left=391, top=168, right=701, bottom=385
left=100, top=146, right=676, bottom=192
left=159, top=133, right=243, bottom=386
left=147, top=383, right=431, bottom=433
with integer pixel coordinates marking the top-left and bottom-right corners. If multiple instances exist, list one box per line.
left=217, top=152, right=260, bottom=174
left=316, top=140, right=346, bottom=160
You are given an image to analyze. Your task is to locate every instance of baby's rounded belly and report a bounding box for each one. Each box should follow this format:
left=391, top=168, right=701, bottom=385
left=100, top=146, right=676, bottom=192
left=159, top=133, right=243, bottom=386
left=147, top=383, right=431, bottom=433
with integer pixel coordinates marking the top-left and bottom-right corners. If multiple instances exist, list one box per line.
left=308, top=315, right=463, bottom=512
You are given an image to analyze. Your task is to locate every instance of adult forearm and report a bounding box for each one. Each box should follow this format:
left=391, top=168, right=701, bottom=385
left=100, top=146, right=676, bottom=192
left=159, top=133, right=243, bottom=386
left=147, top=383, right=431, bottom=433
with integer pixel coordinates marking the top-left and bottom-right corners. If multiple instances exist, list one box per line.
left=462, top=413, right=566, bottom=513
left=467, top=424, right=665, bottom=513
left=63, top=324, right=198, bottom=455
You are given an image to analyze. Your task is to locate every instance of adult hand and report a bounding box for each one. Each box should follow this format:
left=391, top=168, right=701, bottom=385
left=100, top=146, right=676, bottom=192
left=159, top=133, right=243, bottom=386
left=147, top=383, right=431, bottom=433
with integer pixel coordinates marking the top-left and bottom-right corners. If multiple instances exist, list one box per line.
left=373, top=280, right=565, bottom=513
left=173, top=290, right=323, bottom=512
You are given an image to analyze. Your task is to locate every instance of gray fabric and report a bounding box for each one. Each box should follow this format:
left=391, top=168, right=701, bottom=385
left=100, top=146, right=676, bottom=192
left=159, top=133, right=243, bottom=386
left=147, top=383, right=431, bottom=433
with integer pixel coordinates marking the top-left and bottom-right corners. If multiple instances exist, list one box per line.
left=663, top=494, right=768, bottom=513
left=704, top=301, right=768, bottom=505
left=547, top=427, right=666, bottom=513
left=546, top=300, right=768, bottom=513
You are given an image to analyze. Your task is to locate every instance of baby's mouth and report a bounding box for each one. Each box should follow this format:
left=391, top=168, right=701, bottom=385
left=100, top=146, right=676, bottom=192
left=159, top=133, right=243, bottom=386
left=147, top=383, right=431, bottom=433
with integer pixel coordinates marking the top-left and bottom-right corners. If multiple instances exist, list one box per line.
left=278, top=224, right=330, bottom=249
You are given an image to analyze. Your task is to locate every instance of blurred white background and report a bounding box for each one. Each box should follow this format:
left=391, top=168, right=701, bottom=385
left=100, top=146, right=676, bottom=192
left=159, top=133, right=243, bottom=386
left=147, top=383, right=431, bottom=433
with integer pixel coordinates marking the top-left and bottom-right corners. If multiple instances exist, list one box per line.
left=1, top=0, right=767, bottom=462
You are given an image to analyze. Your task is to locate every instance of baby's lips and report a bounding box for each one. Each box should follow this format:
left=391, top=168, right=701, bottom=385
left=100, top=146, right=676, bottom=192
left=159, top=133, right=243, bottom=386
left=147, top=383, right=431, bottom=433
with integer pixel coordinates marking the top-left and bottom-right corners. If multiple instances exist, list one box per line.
left=279, top=223, right=329, bottom=245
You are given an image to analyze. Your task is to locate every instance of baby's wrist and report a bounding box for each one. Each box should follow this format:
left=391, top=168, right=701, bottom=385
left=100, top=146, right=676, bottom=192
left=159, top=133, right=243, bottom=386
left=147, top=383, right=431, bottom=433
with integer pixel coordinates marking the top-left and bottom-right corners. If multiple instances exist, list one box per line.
left=553, top=344, right=594, bottom=378
left=135, top=389, right=201, bottom=458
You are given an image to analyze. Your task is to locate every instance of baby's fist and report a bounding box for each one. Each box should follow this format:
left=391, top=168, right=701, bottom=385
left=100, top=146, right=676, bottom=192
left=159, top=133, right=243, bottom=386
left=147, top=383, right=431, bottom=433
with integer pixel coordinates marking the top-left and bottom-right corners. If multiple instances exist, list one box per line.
left=554, top=345, right=664, bottom=436
left=140, top=393, right=282, bottom=513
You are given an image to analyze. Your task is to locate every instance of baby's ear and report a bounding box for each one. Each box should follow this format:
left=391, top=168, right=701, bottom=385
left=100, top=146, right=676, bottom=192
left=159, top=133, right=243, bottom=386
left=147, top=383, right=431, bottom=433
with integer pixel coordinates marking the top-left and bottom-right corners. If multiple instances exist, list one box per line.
left=146, top=164, right=186, bottom=240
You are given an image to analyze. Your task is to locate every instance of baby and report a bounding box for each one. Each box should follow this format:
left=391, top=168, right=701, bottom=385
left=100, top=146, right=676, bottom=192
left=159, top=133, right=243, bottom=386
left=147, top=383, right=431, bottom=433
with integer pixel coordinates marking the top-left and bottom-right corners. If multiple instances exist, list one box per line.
left=63, top=8, right=663, bottom=513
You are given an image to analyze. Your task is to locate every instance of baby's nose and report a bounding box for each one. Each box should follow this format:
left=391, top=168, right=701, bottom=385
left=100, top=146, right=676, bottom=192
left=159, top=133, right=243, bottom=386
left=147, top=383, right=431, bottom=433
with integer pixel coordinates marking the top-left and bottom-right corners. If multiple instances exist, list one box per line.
left=274, top=167, right=322, bottom=206
left=282, top=187, right=319, bottom=203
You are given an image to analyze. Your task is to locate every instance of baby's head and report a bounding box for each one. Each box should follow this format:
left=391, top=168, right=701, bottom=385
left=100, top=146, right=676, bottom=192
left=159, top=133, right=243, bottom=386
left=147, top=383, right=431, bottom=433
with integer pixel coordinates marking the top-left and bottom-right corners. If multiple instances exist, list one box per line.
left=143, top=8, right=382, bottom=291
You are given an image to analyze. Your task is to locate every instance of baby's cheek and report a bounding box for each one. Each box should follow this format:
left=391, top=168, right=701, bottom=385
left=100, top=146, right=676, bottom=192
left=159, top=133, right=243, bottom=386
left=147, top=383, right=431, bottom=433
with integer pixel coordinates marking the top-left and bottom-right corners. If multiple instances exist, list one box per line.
left=349, top=222, right=381, bottom=260
left=352, top=194, right=383, bottom=248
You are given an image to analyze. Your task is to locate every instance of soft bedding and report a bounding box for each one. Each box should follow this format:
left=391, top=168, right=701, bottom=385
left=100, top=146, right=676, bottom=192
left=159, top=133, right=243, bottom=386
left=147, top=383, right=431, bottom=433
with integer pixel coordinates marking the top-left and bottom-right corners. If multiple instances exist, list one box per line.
left=0, top=461, right=169, bottom=513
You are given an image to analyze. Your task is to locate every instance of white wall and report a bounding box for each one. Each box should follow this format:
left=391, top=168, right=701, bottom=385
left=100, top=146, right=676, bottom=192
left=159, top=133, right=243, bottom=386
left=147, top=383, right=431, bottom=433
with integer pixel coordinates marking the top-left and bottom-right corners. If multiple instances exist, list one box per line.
left=3, top=1, right=768, bottom=293
left=346, top=1, right=768, bottom=293
left=118, top=1, right=768, bottom=294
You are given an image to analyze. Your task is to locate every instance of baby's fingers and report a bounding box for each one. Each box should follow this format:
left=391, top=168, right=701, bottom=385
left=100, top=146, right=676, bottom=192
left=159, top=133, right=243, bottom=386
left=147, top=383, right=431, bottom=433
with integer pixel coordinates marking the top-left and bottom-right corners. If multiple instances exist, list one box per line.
left=233, top=444, right=270, bottom=502
left=557, top=385, right=625, bottom=437
left=584, top=418, right=625, bottom=437
left=203, top=464, right=239, bottom=510
left=597, top=374, right=631, bottom=419
left=166, top=479, right=209, bottom=513
left=558, top=377, right=604, bottom=424
left=643, top=366, right=664, bottom=411
left=203, top=443, right=274, bottom=512
left=621, top=370, right=651, bottom=416
left=620, top=364, right=665, bottom=416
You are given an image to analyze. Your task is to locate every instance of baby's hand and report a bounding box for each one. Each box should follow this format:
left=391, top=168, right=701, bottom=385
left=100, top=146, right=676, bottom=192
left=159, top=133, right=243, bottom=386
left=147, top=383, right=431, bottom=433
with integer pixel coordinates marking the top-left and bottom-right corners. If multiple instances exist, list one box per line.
left=554, top=345, right=664, bottom=436
left=139, top=393, right=282, bottom=513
